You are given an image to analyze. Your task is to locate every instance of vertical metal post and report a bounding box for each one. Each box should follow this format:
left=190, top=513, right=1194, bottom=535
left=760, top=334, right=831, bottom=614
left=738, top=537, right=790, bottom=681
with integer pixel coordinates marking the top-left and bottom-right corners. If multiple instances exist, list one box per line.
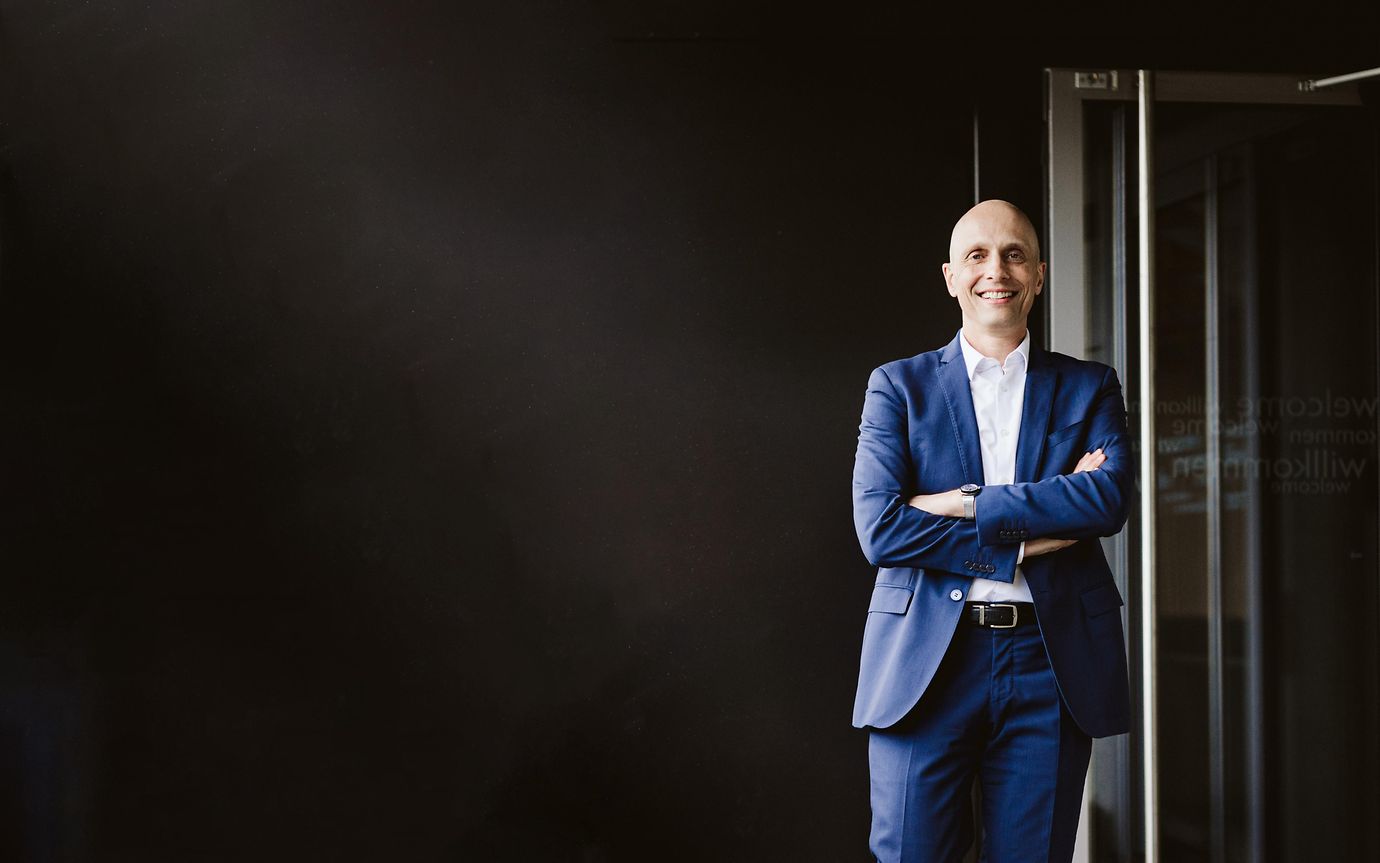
left=1204, top=155, right=1227, bottom=863
left=1046, top=69, right=1095, bottom=863
left=1136, top=68, right=1160, bottom=863
left=1111, top=103, right=1135, bottom=861
left=1047, top=70, right=1088, bottom=355
left=1112, top=106, right=1129, bottom=390
left=1241, top=144, right=1265, bottom=863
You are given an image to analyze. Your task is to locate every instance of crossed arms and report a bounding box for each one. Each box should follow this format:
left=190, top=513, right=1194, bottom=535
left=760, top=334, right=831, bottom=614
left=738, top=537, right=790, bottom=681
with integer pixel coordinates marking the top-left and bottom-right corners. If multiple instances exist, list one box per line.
left=851, top=363, right=1134, bottom=582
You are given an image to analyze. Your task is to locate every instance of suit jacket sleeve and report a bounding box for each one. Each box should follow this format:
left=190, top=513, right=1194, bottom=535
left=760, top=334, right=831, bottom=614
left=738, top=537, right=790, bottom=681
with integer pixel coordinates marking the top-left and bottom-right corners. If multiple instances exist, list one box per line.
left=974, top=364, right=1135, bottom=546
left=852, top=365, right=1021, bottom=582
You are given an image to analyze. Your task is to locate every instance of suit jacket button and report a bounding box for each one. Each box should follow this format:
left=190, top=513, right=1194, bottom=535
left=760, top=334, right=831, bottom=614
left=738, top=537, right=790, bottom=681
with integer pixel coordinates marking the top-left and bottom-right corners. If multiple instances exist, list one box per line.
left=950, top=589, right=963, bottom=601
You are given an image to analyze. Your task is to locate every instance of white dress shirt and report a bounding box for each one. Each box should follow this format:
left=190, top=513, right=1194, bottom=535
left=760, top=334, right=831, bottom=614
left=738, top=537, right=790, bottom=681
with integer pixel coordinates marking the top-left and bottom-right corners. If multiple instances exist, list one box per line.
left=958, top=329, right=1033, bottom=603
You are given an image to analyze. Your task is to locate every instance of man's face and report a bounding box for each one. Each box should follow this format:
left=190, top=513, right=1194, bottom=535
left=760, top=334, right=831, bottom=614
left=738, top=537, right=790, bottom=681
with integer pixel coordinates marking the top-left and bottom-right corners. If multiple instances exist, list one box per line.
left=941, top=204, right=1045, bottom=335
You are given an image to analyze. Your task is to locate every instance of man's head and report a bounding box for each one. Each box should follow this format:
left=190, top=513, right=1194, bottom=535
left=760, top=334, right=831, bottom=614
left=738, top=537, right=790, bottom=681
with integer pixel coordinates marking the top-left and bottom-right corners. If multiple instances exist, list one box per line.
left=941, top=199, right=1045, bottom=338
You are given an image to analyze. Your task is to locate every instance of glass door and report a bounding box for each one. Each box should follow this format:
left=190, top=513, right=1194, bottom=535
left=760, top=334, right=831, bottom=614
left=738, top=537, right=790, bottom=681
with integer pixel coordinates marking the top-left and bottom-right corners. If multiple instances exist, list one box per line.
left=1047, top=69, right=1380, bottom=863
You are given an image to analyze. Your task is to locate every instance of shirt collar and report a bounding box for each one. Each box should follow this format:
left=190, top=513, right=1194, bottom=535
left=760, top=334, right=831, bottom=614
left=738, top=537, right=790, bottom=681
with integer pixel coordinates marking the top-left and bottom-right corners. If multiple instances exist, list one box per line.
left=958, top=329, right=1030, bottom=381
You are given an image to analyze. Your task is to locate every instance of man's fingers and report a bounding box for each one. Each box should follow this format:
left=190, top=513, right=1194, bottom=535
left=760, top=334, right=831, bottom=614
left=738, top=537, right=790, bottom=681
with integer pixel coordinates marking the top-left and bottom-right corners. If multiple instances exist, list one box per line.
left=1072, top=451, right=1095, bottom=472
left=1073, top=447, right=1106, bottom=473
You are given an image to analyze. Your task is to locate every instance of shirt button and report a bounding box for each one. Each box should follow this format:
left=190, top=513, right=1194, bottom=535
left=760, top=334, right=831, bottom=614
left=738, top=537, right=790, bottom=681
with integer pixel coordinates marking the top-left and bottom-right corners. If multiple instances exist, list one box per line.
left=1001, top=429, right=1009, bottom=436
left=950, top=589, right=963, bottom=601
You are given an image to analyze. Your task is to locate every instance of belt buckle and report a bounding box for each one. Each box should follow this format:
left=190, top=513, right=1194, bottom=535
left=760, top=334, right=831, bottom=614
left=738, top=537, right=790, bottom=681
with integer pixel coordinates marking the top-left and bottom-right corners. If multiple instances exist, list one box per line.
left=988, top=603, right=1018, bottom=629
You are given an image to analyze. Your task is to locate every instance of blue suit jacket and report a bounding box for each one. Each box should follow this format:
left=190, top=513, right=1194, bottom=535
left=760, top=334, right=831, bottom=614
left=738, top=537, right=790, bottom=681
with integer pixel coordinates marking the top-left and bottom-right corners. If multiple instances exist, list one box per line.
left=851, top=330, right=1134, bottom=738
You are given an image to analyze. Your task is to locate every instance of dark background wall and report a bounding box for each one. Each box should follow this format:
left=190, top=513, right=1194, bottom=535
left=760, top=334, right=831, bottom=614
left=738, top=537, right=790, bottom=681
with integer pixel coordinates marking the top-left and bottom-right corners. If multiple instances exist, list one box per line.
left=0, top=2, right=1375, bottom=860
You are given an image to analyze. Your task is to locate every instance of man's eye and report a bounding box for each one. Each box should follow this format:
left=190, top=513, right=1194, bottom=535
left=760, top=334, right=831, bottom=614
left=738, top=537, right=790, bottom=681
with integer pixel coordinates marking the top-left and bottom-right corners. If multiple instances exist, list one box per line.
left=1007, top=252, right=1025, bottom=261
left=968, top=252, right=984, bottom=261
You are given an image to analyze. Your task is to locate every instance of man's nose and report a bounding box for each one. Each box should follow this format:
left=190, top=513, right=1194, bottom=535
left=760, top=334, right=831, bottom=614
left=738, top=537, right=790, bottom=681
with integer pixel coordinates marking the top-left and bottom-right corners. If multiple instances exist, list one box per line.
left=982, top=257, right=1010, bottom=279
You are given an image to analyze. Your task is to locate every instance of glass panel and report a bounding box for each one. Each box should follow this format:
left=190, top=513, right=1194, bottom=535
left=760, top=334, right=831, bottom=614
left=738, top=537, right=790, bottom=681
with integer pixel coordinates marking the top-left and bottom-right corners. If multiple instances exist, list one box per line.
left=1152, top=139, right=1213, bottom=861
left=1221, top=106, right=1380, bottom=862
left=1156, top=100, right=1380, bottom=863
left=1079, top=92, right=1380, bottom=863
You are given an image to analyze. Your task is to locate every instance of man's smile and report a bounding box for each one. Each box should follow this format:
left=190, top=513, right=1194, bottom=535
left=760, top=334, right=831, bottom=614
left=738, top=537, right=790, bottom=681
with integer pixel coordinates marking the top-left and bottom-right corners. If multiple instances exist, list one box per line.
left=977, top=289, right=1018, bottom=301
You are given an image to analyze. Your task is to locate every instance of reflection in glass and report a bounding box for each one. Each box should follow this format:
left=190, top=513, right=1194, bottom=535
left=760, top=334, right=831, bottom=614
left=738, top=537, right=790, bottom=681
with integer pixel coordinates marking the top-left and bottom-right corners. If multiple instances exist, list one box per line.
left=1082, top=98, right=1380, bottom=862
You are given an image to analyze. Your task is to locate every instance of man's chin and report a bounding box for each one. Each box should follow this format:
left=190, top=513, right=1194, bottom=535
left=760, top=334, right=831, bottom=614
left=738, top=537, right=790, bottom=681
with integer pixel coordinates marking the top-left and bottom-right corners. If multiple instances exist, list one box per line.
left=973, top=311, right=1028, bottom=327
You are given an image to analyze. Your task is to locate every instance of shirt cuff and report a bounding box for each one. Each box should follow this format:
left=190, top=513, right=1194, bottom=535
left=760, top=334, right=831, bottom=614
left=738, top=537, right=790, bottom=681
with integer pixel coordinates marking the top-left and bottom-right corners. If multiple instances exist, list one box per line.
left=1016, top=541, right=1026, bottom=564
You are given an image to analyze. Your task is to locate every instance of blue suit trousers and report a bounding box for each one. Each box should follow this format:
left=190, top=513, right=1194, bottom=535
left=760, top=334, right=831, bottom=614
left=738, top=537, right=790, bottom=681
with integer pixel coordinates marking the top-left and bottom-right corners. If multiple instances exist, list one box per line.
left=868, top=622, right=1092, bottom=863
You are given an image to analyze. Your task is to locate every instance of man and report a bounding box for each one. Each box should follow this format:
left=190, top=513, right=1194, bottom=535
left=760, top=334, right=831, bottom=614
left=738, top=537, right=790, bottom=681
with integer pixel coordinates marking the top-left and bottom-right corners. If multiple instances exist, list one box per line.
left=851, top=200, right=1133, bottom=862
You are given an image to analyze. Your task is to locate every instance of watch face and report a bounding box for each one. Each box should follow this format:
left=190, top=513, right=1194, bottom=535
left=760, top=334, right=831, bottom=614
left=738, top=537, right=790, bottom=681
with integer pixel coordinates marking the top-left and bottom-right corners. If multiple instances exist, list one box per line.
left=960, top=483, right=981, bottom=495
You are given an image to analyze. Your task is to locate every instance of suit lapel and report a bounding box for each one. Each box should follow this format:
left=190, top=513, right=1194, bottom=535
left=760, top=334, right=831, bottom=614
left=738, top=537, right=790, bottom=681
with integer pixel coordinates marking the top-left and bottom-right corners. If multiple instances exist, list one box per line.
left=1015, top=344, right=1056, bottom=483
left=936, top=332, right=985, bottom=485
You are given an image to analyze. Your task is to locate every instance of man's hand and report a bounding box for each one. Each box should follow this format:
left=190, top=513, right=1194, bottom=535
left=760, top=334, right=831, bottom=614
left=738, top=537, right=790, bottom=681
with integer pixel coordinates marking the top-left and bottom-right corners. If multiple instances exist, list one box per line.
left=1022, top=447, right=1106, bottom=558
left=1023, top=536, right=1077, bottom=557
left=905, top=448, right=1108, bottom=557
left=1071, top=447, right=1107, bottom=474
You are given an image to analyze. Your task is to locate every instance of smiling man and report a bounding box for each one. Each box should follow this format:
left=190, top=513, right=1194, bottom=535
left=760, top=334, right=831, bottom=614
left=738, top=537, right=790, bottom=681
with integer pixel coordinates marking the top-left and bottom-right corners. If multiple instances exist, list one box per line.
left=851, top=200, right=1135, bottom=862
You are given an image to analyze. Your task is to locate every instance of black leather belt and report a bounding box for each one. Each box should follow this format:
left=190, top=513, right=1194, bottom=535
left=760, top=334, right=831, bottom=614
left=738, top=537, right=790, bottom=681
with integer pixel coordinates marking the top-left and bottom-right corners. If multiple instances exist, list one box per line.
left=964, top=601, right=1037, bottom=628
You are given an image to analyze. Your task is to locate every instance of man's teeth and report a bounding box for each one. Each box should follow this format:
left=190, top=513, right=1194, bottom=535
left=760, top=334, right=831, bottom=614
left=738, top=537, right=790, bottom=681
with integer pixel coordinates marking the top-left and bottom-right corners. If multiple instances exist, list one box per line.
left=979, top=291, right=1015, bottom=299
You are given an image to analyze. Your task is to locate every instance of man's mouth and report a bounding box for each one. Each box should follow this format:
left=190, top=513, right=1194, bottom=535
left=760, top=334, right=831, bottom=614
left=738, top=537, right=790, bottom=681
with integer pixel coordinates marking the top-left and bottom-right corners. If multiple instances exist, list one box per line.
left=978, top=290, right=1017, bottom=300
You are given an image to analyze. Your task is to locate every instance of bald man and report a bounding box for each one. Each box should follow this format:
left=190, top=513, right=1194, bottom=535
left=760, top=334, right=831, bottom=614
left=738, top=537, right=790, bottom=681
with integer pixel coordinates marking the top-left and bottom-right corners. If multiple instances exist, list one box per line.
left=851, top=200, right=1134, bottom=862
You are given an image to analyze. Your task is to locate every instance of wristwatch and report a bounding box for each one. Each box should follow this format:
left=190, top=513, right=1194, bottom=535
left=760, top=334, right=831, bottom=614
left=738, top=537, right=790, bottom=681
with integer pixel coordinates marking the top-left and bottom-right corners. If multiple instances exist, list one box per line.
left=959, top=483, right=981, bottom=520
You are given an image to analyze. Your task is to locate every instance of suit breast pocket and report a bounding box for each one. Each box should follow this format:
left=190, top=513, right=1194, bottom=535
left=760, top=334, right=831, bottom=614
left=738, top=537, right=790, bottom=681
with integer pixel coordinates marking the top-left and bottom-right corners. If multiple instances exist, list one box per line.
left=1044, top=421, right=1088, bottom=472
left=1047, top=419, right=1086, bottom=449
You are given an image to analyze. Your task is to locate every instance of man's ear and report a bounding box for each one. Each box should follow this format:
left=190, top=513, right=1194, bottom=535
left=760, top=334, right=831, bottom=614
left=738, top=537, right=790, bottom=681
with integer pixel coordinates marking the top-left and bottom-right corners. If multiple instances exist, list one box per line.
left=1035, top=261, right=1046, bottom=295
left=942, top=262, right=957, bottom=297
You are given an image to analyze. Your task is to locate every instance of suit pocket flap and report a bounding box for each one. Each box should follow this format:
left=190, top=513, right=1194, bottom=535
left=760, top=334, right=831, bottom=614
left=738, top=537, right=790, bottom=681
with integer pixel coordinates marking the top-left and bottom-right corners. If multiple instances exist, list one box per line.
left=1047, top=420, right=1086, bottom=446
left=1081, top=582, right=1125, bottom=618
left=868, top=585, right=914, bottom=614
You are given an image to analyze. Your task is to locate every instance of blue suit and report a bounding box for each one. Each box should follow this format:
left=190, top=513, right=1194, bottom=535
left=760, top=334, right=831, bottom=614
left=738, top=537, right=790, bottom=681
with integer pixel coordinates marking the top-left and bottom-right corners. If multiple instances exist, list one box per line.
left=851, top=330, right=1134, bottom=861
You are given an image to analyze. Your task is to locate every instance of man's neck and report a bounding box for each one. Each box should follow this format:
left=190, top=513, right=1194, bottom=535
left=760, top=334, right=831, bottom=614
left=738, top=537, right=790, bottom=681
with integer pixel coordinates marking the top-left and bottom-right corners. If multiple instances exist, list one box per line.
left=961, top=325, right=1027, bottom=364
